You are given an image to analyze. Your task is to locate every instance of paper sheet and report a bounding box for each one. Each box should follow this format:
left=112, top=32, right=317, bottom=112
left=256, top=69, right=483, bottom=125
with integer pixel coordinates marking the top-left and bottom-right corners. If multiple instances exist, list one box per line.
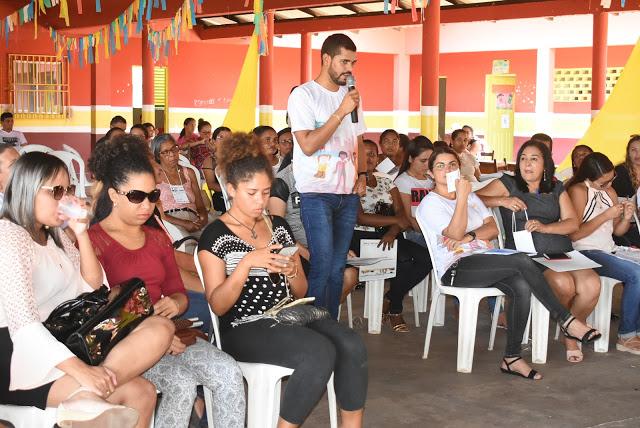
left=532, top=250, right=601, bottom=272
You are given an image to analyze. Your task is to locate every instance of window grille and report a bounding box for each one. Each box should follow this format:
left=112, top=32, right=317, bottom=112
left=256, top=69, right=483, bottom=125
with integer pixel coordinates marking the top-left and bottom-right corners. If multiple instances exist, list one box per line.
left=553, top=67, right=623, bottom=102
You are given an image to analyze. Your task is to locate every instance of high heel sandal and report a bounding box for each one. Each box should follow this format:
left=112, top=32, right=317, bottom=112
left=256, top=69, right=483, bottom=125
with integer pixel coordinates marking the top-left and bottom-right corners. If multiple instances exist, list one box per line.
left=57, top=387, right=139, bottom=428
left=500, top=357, right=541, bottom=380
left=560, top=316, right=601, bottom=344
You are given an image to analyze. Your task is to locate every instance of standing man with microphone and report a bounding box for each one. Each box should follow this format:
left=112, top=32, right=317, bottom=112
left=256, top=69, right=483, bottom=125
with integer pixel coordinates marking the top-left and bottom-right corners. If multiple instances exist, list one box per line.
left=288, top=33, right=367, bottom=319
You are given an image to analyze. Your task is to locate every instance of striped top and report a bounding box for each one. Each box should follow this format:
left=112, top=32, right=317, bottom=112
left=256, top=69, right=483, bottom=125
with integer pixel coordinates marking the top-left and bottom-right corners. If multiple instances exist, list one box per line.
left=198, top=216, right=296, bottom=332
left=572, top=182, right=616, bottom=252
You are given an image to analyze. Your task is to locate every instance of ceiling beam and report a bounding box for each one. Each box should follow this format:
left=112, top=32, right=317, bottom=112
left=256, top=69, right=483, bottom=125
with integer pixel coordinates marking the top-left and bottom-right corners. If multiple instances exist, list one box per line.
left=196, top=0, right=366, bottom=17
left=195, top=0, right=639, bottom=40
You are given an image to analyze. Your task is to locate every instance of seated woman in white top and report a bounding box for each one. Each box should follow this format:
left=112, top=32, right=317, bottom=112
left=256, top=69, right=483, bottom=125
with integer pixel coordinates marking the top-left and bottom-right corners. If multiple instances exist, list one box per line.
left=567, top=152, right=640, bottom=355
left=0, top=152, right=174, bottom=427
left=394, top=138, right=434, bottom=247
left=477, top=140, right=600, bottom=363
left=416, top=146, right=601, bottom=380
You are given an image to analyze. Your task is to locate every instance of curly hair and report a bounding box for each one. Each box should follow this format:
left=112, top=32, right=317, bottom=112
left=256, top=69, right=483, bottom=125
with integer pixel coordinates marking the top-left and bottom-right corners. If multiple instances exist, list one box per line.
left=89, top=134, right=154, bottom=222
left=217, top=132, right=273, bottom=187
left=624, top=135, right=640, bottom=190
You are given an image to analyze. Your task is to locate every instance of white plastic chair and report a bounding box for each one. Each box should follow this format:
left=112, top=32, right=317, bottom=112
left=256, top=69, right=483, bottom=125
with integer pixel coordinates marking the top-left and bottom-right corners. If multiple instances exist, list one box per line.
left=62, top=143, right=81, bottom=159
left=417, top=217, right=505, bottom=373
left=193, top=252, right=338, bottom=428
left=49, top=150, right=89, bottom=198
left=215, top=168, right=232, bottom=210
left=178, top=157, right=203, bottom=189
left=18, top=144, right=53, bottom=154
left=337, top=293, right=353, bottom=328
left=587, top=276, right=621, bottom=353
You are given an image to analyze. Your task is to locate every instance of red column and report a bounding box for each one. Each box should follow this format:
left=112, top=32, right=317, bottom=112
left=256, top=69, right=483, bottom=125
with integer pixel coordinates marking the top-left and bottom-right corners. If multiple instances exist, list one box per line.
left=420, top=0, right=440, bottom=140
left=300, top=32, right=312, bottom=84
left=141, top=25, right=155, bottom=125
left=591, top=9, right=608, bottom=120
left=259, top=10, right=275, bottom=126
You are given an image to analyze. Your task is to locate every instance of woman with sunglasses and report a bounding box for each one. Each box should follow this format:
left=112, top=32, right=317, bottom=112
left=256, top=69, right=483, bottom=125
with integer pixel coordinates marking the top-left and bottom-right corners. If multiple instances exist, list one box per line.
left=568, top=152, right=640, bottom=355
left=477, top=140, right=601, bottom=363
left=416, top=146, right=601, bottom=380
left=87, top=136, right=245, bottom=428
left=0, top=151, right=175, bottom=427
left=198, top=133, right=368, bottom=428
left=152, top=134, right=209, bottom=240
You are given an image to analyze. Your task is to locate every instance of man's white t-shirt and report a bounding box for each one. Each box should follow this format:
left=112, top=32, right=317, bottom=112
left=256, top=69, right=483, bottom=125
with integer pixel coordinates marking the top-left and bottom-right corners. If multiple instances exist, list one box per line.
left=0, top=130, right=27, bottom=148
left=288, top=81, right=366, bottom=194
left=416, top=192, right=492, bottom=280
left=394, top=172, right=434, bottom=217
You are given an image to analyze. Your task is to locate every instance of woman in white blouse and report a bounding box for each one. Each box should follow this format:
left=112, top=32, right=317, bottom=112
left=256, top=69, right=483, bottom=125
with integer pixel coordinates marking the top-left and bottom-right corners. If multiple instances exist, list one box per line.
left=0, top=152, right=174, bottom=427
left=416, top=146, right=602, bottom=380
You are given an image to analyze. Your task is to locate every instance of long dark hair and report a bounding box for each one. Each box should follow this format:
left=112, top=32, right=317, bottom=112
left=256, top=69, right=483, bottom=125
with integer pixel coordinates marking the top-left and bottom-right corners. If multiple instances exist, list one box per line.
left=513, top=139, right=556, bottom=194
left=213, top=126, right=231, bottom=141
left=179, top=117, right=195, bottom=138
left=397, top=137, right=434, bottom=177
left=0, top=152, right=68, bottom=249
left=567, top=152, right=614, bottom=189
left=570, top=144, right=593, bottom=174
left=624, top=134, right=640, bottom=190
left=90, top=135, right=155, bottom=223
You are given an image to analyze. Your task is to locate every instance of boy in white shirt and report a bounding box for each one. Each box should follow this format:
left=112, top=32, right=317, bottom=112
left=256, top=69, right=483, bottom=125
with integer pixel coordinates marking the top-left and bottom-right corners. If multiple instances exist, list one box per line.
left=0, top=112, right=27, bottom=148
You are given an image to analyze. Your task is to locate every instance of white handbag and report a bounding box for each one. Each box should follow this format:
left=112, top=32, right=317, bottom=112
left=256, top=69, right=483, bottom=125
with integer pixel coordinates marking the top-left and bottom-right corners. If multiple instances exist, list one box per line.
left=512, top=210, right=537, bottom=253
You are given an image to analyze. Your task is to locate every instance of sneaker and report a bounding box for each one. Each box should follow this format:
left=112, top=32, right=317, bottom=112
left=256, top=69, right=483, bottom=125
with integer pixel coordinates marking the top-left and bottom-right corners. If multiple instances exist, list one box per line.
left=616, top=336, right=640, bottom=355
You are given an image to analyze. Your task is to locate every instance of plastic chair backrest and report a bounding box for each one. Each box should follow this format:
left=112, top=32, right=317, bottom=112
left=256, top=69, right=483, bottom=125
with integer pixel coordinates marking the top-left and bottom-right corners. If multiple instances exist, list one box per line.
left=178, top=154, right=190, bottom=165
left=415, top=215, right=442, bottom=282
left=162, top=218, right=186, bottom=243
left=19, top=144, right=53, bottom=154
left=215, top=168, right=232, bottom=210
left=49, top=150, right=80, bottom=186
left=491, top=207, right=506, bottom=249
left=193, top=251, right=223, bottom=350
left=62, top=144, right=81, bottom=159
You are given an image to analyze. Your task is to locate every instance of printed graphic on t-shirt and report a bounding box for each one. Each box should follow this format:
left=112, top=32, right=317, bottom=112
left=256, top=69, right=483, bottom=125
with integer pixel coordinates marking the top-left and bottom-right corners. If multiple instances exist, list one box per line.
left=1, top=136, right=19, bottom=146
left=307, top=120, right=356, bottom=194
left=410, top=187, right=430, bottom=216
left=291, top=191, right=301, bottom=209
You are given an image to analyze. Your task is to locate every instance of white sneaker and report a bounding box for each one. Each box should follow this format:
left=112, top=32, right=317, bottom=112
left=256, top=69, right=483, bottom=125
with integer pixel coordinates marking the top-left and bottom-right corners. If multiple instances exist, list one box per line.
left=57, top=387, right=139, bottom=428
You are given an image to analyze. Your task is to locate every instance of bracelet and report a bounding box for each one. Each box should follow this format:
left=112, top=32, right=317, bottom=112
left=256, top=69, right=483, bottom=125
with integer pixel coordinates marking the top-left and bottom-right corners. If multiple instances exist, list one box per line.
left=286, top=264, right=299, bottom=279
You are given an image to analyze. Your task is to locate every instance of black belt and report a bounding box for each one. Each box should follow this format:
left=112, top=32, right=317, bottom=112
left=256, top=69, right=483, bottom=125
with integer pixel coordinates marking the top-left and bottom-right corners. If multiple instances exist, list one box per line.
left=164, top=208, right=198, bottom=216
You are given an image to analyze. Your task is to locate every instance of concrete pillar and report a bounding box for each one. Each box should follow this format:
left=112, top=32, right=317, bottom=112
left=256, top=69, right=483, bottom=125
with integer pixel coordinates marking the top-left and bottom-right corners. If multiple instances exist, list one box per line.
left=420, top=0, right=440, bottom=140
left=535, top=47, right=555, bottom=134
left=591, top=9, right=608, bottom=120
left=90, top=61, right=111, bottom=148
left=259, top=10, right=275, bottom=126
left=141, top=25, right=155, bottom=125
left=300, top=32, right=312, bottom=84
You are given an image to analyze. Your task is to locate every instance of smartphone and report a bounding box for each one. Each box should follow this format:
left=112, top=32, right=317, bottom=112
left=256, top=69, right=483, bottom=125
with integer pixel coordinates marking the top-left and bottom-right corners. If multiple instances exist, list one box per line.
left=278, top=246, right=299, bottom=257
left=543, top=253, right=570, bottom=260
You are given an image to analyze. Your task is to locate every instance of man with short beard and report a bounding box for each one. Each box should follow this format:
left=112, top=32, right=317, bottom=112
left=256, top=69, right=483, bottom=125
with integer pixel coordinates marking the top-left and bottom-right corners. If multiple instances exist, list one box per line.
left=287, top=33, right=367, bottom=318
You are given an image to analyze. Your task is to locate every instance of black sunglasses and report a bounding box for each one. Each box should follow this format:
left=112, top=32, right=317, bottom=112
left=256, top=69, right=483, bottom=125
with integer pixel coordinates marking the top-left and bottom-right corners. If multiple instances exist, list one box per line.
left=116, top=189, right=161, bottom=204
left=42, top=185, right=76, bottom=200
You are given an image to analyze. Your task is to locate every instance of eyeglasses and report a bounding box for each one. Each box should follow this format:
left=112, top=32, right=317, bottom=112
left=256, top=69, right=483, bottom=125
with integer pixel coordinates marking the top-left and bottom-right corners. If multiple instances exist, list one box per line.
left=42, top=185, right=76, bottom=200
left=116, top=189, right=161, bottom=204
left=433, top=161, right=459, bottom=171
left=159, top=145, right=180, bottom=157
left=593, top=174, right=617, bottom=190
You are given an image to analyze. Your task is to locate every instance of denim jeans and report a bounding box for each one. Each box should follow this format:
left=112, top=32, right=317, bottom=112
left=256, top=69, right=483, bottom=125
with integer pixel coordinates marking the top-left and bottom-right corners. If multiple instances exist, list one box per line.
left=300, top=193, right=359, bottom=318
left=182, top=290, right=213, bottom=334
left=581, top=250, right=640, bottom=337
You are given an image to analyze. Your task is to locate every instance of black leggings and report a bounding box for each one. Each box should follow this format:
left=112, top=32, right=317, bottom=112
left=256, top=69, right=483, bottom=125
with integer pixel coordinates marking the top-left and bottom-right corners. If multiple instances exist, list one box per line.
left=441, top=253, right=571, bottom=357
left=351, top=230, right=431, bottom=313
left=221, top=318, right=368, bottom=424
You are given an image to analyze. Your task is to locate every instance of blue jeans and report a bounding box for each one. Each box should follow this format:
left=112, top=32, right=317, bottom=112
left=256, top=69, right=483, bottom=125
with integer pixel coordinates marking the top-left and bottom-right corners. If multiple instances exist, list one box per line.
left=300, top=193, right=359, bottom=318
left=182, top=290, right=213, bottom=334
left=581, top=250, right=640, bottom=337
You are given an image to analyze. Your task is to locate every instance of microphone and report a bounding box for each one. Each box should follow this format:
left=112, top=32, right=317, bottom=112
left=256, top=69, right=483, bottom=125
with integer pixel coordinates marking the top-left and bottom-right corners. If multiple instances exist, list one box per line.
left=346, top=75, right=358, bottom=123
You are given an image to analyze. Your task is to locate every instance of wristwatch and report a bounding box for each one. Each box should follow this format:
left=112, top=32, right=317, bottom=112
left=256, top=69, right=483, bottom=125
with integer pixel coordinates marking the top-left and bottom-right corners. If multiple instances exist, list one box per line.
left=358, top=172, right=368, bottom=179
left=465, top=231, right=476, bottom=241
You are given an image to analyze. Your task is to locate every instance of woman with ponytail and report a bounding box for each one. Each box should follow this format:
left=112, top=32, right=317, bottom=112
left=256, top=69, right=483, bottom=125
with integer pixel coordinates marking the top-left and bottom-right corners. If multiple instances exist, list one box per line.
left=87, top=135, right=245, bottom=428
left=198, top=133, right=368, bottom=428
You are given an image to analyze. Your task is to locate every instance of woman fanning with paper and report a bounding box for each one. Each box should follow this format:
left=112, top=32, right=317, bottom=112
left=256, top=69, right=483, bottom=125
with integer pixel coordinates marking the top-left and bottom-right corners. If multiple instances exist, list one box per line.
left=568, top=152, right=640, bottom=355
left=416, top=146, right=601, bottom=380
left=477, top=140, right=601, bottom=363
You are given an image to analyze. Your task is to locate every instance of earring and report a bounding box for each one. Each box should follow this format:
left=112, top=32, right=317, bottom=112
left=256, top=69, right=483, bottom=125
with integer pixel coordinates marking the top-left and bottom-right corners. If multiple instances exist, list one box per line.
left=543, top=170, right=547, bottom=181
left=113, top=201, right=118, bottom=208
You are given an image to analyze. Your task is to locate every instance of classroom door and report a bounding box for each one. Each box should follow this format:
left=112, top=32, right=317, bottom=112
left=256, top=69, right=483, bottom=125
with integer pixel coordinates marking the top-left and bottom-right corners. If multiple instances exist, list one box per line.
left=484, top=74, right=516, bottom=162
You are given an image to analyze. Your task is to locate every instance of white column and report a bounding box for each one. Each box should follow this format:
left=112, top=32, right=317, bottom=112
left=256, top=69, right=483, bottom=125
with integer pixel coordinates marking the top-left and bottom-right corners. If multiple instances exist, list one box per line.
left=535, top=47, right=555, bottom=134
left=393, top=53, right=411, bottom=134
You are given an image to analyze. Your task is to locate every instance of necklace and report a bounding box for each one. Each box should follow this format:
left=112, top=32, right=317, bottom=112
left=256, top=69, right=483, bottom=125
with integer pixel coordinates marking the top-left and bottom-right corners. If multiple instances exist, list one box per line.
left=227, top=211, right=258, bottom=239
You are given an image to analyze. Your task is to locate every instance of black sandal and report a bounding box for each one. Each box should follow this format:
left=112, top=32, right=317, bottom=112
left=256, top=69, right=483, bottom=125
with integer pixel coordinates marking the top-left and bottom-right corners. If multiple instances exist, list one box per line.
left=560, top=316, right=602, bottom=344
left=500, top=357, right=540, bottom=380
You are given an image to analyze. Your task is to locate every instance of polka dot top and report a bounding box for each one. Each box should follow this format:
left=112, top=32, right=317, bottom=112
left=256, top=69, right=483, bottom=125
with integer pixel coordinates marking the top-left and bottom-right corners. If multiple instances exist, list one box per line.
left=198, top=215, right=296, bottom=332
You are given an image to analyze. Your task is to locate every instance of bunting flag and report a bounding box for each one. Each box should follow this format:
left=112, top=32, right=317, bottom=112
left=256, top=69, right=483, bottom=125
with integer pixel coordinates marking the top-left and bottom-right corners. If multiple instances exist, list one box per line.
left=253, top=0, right=268, bottom=56
left=147, top=0, right=202, bottom=62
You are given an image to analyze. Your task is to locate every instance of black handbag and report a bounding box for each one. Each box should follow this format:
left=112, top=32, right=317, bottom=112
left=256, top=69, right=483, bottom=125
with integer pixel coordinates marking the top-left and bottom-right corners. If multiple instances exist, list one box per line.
left=44, top=278, right=154, bottom=366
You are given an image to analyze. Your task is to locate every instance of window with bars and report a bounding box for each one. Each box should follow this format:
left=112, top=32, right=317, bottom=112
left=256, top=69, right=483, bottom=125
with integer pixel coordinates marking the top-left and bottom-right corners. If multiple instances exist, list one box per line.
left=553, top=67, right=623, bottom=102
left=8, top=54, right=70, bottom=118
